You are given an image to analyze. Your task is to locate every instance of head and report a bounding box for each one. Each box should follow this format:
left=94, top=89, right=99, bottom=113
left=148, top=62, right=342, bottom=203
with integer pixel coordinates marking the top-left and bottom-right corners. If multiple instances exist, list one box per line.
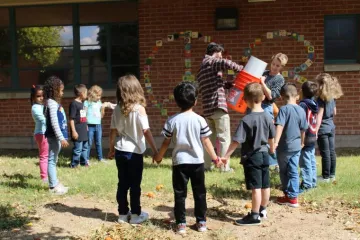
left=301, top=81, right=318, bottom=99
left=173, top=82, right=198, bottom=111
left=74, top=84, right=88, bottom=100
left=206, top=42, right=224, bottom=58
left=280, top=82, right=298, bottom=101
left=270, top=53, right=288, bottom=74
left=87, top=85, right=103, bottom=102
left=43, top=76, right=64, bottom=103
left=316, top=73, right=344, bottom=101
left=116, top=74, right=146, bottom=116
left=243, top=82, right=265, bottom=108
left=30, top=85, right=44, bottom=105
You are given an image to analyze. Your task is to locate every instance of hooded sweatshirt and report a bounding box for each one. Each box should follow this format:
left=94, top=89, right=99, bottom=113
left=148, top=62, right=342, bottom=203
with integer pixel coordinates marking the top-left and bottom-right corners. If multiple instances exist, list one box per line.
left=299, top=98, right=318, bottom=148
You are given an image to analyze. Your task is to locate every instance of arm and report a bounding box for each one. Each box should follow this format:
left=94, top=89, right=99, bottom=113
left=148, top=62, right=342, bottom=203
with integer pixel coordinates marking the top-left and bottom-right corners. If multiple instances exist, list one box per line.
left=261, top=76, right=272, bottom=100
left=32, top=106, right=46, bottom=125
left=300, top=131, right=305, bottom=148
left=202, top=137, right=223, bottom=167
left=315, top=107, right=324, bottom=133
left=223, top=141, right=239, bottom=160
left=144, top=129, right=158, bottom=156
left=69, top=102, right=78, bottom=140
left=69, top=119, right=78, bottom=140
left=154, top=138, right=171, bottom=164
left=212, top=58, right=243, bottom=73
left=268, top=138, right=275, bottom=154
left=101, top=106, right=105, bottom=118
left=108, top=128, right=117, bottom=159
left=138, top=106, right=158, bottom=157
left=334, top=107, right=337, bottom=116
left=274, top=125, right=284, bottom=150
left=48, top=100, right=65, bottom=141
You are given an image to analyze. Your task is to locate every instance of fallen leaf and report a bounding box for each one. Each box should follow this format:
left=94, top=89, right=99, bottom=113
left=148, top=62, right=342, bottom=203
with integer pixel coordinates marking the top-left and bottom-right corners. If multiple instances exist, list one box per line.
left=105, top=237, right=113, bottom=240
left=11, top=228, right=21, bottom=232
left=244, top=203, right=252, bottom=209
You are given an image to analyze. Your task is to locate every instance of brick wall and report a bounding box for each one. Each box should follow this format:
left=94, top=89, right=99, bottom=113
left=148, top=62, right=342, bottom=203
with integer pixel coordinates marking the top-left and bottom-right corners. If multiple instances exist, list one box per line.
left=1, top=0, right=360, bottom=139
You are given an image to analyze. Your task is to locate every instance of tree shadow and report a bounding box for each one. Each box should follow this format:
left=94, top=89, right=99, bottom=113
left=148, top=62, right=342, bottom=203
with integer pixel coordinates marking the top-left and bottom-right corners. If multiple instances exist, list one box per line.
left=1, top=173, right=44, bottom=190
left=0, top=226, right=77, bottom=240
left=0, top=203, right=30, bottom=230
left=44, top=202, right=118, bottom=222
left=207, top=177, right=252, bottom=200
left=143, top=161, right=172, bottom=170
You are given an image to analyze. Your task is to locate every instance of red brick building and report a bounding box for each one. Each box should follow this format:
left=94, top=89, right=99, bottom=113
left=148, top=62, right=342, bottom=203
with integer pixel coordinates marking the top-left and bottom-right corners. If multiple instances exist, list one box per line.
left=0, top=0, right=359, bottom=149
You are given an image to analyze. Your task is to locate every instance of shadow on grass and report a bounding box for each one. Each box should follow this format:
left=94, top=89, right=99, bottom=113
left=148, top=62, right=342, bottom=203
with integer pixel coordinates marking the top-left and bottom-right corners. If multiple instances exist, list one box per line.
left=0, top=204, right=29, bottom=230
left=44, top=202, right=118, bottom=222
left=1, top=173, right=44, bottom=190
left=0, top=226, right=76, bottom=240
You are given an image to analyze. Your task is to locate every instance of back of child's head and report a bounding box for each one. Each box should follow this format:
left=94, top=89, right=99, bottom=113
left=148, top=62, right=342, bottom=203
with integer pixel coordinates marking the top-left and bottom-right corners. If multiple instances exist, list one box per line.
left=281, top=83, right=298, bottom=99
left=316, top=73, right=343, bottom=101
left=87, top=85, right=103, bottom=102
left=43, top=76, right=63, bottom=103
left=30, top=84, right=44, bottom=105
left=173, top=81, right=198, bottom=111
left=272, top=53, right=288, bottom=67
left=206, top=42, right=224, bottom=55
left=116, top=74, right=146, bottom=116
left=74, top=84, right=87, bottom=97
left=243, top=82, right=264, bottom=104
left=301, top=81, right=318, bottom=99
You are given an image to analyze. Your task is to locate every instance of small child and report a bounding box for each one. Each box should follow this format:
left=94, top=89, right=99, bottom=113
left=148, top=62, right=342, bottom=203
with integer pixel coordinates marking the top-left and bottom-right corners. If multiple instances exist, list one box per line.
left=275, top=83, right=308, bottom=207
left=299, top=81, right=319, bottom=192
left=43, top=76, right=69, bottom=195
left=31, top=85, right=48, bottom=182
left=315, top=73, right=343, bottom=183
left=222, top=82, right=275, bottom=226
left=69, top=84, right=89, bottom=168
left=109, top=74, right=158, bottom=224
left=154, top=82, right=222, bottom=234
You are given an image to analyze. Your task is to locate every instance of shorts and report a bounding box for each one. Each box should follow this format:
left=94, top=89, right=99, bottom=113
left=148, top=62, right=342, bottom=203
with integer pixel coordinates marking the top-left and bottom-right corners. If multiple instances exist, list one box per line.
left=243, top=151, right=270, bottom=190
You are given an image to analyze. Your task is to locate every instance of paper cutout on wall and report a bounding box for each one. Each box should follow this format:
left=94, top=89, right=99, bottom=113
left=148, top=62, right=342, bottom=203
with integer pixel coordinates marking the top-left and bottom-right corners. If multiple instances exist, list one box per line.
left=304, top=40, right=310, bottom=46
left=145, top=83, right=152, bottom=88
left=294, top=74, right=301, bottom=82
left=289, top=70, right=295, bottom=79
left=308, top=53, right=315, bottom=60
left=185, top=43, right=191, bottom=50
left=279, top=30, right=287, bottom=37
left=308, top=46, right=315, bottom=53
left=244, top=48, right=252, bottom=57
left=167, top=35, right=174, bottom=41
left=298, top=35, right=304, bottom=42
left=292, top=32, right=298, bottom=40
left=191, top=32, right=199, bottom=38
left=298, top=76, right=307, bottom=84
left=255, top=38, right=262, bottom=45
left=144, top=65, right=151, bottom=72
left=300, top=63, right=308, bottom=71
left=145, top=58, right=152, bottom=65
left=228, top=69, right=235, bottom=75
left=282, top=71, right=288, bottom=78
left=152, top=46, right=159, bottom=53
left=156, top=40, right=163, bottom=47
left=249, top=43, right=256, bottom=49
left=184, top=50, right=191, bottom=58
left=305, top=59, right=313, bottom=67
left=184, top=31, right=192, bottom=38
left=294, top=66, right=301, bottom=74
left=185, top=59, right=191, bottom=68
left=184, top=36, right=191, bottom=44
left=161, top=108, right=168, bottom=116
left=266, top=32, right=274, bottom=39
left=273, top=31, right=279, bottom=38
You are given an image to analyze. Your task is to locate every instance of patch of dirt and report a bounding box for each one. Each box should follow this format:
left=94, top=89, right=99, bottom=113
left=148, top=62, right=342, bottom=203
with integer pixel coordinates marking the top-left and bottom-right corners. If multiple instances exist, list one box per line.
left=1, top=195, right=359, bottom=240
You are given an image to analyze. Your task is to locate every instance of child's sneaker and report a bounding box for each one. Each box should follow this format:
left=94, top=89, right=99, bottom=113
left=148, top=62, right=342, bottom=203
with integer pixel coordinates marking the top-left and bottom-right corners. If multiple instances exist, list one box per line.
left=317, top=176, right=330, bottom=183
left=177, top=223, right=186, bottom=234
left=330, top=176, right=336, bottom=182
left=118, top=212, right=131, bottom=223
left=49, top=183, right=68, bottom=195
left=259, top=209, right=267, bottom=219
left=277, top=196, right=299, bottom=208
left=99, top=159, right=108, bottom=163
left=196, top=221, right=207, bottom=232
left=235, top=212, right=261, bottom=226
left=129, top=211, right=149, bottom=224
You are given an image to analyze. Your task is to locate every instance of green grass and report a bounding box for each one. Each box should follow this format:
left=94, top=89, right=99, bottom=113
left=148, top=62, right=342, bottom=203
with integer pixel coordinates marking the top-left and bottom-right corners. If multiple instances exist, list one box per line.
left=0, top=150, right=359, bottom=231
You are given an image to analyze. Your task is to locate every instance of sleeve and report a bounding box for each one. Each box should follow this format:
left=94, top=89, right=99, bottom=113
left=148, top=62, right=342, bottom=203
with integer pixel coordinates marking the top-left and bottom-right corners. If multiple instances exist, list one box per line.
left=269, top=75, right=285, bottom=100
left=212, top=58, right=243, bottom=73
left=32, top=105, right=46, bottom=125
left=137, top=114, right=150, bottom=130
left=199, top=117, right=212, bottom=138
left=48, top=100, right=65, bottom=141
left=299, top=102, right=308, bottom=114
left=268, top=117, right=275, bottom=139
left=161, top=119, right=173, bottom=139
left=83, top=101, right=88, bottom=108
left=69, top=102, right=77, bottom=120
left=232, top=120, right=246, bottom=144
left=275, top=107, right=286, bottom=126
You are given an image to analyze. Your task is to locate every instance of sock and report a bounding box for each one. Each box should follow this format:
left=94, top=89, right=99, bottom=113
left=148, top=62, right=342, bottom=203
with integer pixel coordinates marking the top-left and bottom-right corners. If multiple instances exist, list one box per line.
left=251, top=210, right=260, bottom=219
left=259, top=205, right=266, bottom=212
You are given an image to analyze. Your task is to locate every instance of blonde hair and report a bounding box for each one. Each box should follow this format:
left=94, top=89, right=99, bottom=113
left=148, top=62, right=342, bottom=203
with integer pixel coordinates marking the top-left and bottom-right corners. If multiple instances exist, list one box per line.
left=244, top=82, right=264, bottom=104
left=116, top=74, right=146, bottom=116
left=272, top=53, right=288, bottom=66
left=316, top=73, right=343, bottom=102
left=87, top=85, right=103, bottom=102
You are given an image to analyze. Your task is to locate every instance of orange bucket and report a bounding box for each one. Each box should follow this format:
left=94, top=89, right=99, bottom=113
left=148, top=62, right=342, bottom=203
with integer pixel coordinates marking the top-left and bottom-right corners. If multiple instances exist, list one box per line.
left=227, top=70, right=261, bottom=113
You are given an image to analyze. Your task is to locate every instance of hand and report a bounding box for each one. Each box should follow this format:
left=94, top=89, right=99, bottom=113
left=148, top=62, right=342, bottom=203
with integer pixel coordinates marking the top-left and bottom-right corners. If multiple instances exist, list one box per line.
left=108, top=149, right=115, bottom=160
left=301, top=143, right=305, bottom=149
left=72, top=131, right=79, bottom=140
left=153, top=153, right=162, bottom=164
left=269, top=147, right=275, bottom=154
left=260, top=76, right=266, bottom=84
left=60, top=139, right=69, bottom=148
left=274, top=142, right=278, bottom=150
left=220, top=157, right=228, bottom=166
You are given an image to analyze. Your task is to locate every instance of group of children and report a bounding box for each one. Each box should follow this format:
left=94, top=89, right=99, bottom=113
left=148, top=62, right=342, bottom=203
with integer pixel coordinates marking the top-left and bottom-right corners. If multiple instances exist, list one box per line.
left=31, top=77, right=112, bottom=194
left=30, top=53, right=343, bottom=233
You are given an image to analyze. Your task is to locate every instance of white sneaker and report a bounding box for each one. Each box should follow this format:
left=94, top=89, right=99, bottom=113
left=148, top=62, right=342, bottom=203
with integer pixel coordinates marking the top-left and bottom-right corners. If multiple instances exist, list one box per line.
left=196, top=221, right=207, bottom=232
left=129, top=211, right=149, bottom=224
left=317, top=176, right=330, bottom=183
left=49, top=183, right=69, bottom=195
left=260, top=209, right=267, bottom=219
left=118, top=212, right=131, bottom=223
left=330, top=176, right=336, bottom=182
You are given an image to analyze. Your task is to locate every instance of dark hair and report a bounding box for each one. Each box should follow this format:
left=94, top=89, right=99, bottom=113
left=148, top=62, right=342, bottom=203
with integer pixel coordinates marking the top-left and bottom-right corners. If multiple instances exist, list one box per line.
left=173, top=82, right=198, bottom=111
left=301, top=81, right=318, bottom=99
left=280, top=82, right=298, bottom=99
left=74, top=84, right=87, bottom=97
left=206, top=42, right=224, bottom=55
left=30, top=85, right=44, bottom=105
left=43, top=76, right=64, bottom=103
left=243, top=82, right=264, bottom=104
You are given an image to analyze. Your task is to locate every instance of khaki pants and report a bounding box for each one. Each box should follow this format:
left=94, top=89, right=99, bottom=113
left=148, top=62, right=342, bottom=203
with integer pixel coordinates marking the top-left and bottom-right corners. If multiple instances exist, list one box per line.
left=204, top=109, right=231, bottom=171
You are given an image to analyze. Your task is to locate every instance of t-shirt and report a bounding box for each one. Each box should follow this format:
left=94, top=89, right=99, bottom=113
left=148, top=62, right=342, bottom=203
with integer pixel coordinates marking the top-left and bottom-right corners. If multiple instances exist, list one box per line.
left=69, top=100, right=88, bottom=142
left=262, top=70, right=285, bottom=105
left=317, top=98, right=336, bottom=135
left=84, top=100, right=102, bottom=125
left=275, top=104, right=308, bottom=152
left=110, top=104, right=150, bottom=154
left=31, top=104, right=46, bottom=135
left=233, top=112, right=275, bottom=164
left=45, top=99, right=68, bottom=141
left=161, top=111, right=212, bottom=166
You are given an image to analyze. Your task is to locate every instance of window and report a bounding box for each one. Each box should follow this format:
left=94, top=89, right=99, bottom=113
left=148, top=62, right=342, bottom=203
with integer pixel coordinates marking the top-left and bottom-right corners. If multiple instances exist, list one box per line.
left=324, top=15, right=359, bottom=64
left=0, top=8, right=10, bottom=89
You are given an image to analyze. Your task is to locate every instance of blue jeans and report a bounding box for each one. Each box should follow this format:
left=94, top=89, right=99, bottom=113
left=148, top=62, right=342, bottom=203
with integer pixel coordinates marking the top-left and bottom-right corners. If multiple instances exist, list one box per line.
left=300, top=146, right=317, bottom=189
left=47, top=137, right=61, bottom=188
left=87, top=124, right=103, bottom=160
left=317, top=129, right=336, bottom=179
left=71, top=141, right=89, bottom=167
left=277, top=150, right=301, bottom=199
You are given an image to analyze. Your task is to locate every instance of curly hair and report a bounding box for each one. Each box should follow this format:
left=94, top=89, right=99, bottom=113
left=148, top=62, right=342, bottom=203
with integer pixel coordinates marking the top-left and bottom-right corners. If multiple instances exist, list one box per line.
left=116, top=74, right=146, bottom=116
left=43, top=76, right=64, bottom=103
left=87, top=85, right=103, bottom=102
left=316, top=73, right=343, bottom=102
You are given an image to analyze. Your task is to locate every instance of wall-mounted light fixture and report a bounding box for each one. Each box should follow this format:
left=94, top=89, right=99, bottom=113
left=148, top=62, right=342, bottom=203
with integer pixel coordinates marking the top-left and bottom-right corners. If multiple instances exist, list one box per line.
left=215, top=7, right=238, bottom=30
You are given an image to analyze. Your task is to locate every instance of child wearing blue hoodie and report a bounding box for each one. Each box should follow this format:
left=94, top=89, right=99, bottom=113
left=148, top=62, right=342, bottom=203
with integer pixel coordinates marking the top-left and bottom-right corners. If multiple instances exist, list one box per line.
left=299, top=81, right=319, bottom=192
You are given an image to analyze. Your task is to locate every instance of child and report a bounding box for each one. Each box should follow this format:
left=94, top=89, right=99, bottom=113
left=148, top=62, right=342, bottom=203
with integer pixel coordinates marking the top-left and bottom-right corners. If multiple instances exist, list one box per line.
left=108, top=75, right=158, bottom=224
left=69, top=84, right=89, bottom=168
left=84, top=85, right=107, bottom=162
left=31, top=85, right=48, bottom=182
left=222, top=82, right=275, bottom=226
left=315, top=73, right=343, bottom=183
left=275, top=83, right=308, bottom=207
left=299, top=81, right=319, bottom=191
left=43, top=76, right=69, bottom=195
left=154, top=82, right=222, bottom=234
